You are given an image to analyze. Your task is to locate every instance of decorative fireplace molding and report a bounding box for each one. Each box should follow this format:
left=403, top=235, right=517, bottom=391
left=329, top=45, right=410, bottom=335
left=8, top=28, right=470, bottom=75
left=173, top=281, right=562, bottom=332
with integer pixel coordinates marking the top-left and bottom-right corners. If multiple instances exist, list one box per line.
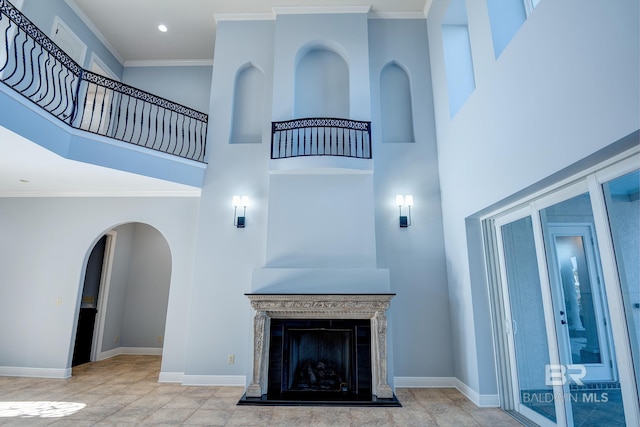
left=245, top=293, right=395, bottom=399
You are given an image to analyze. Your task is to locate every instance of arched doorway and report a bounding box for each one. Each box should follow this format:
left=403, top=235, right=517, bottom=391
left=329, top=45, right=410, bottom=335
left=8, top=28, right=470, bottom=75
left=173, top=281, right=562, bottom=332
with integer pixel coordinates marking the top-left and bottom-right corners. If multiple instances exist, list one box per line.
left=72, top=222, right=172, bottom=367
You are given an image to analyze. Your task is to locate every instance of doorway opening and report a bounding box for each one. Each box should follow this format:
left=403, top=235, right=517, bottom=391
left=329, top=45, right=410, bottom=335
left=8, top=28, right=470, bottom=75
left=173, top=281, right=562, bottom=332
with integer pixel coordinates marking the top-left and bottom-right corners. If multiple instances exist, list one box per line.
left=71, top=233, right=115, bottom=367
left=71, top=223, right=172, bottom=370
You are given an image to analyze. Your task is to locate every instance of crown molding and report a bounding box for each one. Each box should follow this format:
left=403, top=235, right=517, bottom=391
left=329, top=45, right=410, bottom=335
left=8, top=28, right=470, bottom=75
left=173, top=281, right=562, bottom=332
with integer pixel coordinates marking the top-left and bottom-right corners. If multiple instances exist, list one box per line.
left=368, top=11, right=426, bottom=19
left=63, top=0, right=125, bottom=65
left=124, top=59, right=213, bottom=68
left=424, top=0, right=435, bottom=18
left=273, top=5, right=372, bottom=15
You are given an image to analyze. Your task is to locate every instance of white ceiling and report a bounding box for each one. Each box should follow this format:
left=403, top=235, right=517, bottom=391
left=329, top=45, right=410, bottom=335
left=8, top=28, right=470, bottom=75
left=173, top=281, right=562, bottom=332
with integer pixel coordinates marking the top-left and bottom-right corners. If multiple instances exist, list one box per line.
left=68, top=0, right=429, bottom=64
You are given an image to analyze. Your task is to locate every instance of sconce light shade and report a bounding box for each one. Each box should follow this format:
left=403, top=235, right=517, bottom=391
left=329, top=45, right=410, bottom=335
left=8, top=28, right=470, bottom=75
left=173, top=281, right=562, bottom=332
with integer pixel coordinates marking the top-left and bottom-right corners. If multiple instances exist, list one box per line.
left=232, top=195, right=249, bottom=228
left=396, top=194, right=413, bottom=228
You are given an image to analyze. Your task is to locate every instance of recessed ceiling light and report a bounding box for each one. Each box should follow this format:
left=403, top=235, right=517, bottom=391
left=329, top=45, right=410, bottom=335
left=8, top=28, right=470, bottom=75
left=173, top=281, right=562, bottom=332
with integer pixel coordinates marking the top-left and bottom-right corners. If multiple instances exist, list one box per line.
left=158, top=24, right=168, bottom=32
left=19, top=179, right=29, bottom=183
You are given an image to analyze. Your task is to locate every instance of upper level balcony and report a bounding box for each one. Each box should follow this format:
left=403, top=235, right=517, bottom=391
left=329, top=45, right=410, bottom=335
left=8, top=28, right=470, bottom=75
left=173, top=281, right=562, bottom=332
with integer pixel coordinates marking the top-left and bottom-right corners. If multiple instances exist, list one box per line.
left=270, top=117, right=373, bottom=173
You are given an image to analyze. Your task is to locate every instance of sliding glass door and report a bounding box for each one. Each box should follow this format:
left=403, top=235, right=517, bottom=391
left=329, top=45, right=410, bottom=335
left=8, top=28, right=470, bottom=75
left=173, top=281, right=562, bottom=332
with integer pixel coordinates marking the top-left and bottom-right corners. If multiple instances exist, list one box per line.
left=496, top=213, right=559, bottom=426
left=488, top=158, right=639, bottom=426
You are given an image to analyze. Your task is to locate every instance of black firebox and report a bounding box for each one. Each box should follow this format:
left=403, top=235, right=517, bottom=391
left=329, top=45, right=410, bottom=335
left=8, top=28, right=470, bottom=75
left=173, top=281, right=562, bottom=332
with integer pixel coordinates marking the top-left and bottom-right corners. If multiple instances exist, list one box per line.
left=267, top=319, right=372, bottom=402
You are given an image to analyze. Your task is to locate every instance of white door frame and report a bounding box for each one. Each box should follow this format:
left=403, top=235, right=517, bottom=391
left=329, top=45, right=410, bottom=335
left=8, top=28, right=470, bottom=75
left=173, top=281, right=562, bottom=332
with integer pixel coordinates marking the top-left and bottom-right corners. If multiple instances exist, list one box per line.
left=90, top=230, right=117, bottom=362
left=51, top=16, right=87, bottom=66
left=542, top=222, right=616, bottom=382
left=494, top=207, right=564, bottom=427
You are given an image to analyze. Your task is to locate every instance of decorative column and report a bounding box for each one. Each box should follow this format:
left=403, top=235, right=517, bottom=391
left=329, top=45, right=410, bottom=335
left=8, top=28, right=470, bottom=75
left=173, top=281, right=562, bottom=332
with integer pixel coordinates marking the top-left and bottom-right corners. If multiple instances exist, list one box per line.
left=246, top=311, right=270, bottom=398
left=372, top=311, right=393, bottom=398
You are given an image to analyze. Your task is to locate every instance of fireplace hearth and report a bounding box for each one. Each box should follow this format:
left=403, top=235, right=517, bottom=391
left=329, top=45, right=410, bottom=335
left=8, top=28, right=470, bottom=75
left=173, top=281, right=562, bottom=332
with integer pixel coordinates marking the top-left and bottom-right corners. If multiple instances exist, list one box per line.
left=238, top=294, right=400, bottom=407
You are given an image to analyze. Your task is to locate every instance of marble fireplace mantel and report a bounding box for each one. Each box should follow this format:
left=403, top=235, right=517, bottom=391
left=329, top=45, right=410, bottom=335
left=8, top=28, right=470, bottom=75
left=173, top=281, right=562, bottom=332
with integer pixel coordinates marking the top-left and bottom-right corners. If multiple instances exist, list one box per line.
left=245, top=293, right=395, bottom=400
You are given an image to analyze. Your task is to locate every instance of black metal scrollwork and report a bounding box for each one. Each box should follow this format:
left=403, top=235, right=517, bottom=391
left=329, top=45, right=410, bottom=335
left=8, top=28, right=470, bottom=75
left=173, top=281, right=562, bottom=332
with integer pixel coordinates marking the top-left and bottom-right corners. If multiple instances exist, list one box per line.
left=271, top=117, right=372, bottom=160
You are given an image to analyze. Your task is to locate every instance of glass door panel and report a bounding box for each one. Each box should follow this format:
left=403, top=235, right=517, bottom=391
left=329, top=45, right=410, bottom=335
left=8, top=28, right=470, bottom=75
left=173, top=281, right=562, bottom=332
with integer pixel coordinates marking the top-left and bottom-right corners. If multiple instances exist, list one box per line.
left=500, top=216, right=557, bottom=424
left=541, top=193, right=626, bottom=427
left=602, top=170, right=640, bottom=396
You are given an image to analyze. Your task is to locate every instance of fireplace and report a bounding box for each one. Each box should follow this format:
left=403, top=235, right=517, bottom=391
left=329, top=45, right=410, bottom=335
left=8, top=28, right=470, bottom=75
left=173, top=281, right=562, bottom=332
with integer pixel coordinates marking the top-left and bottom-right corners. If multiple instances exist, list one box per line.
left=268, top=319, right=371, bottom=401
left=239, top=294, right=399, bottom=406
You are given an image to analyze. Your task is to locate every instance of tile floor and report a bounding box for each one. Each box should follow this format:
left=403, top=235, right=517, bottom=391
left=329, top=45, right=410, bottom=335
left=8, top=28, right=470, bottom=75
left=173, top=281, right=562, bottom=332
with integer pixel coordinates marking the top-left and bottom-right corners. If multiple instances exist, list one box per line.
left=0, top=355, right=522, bottom=426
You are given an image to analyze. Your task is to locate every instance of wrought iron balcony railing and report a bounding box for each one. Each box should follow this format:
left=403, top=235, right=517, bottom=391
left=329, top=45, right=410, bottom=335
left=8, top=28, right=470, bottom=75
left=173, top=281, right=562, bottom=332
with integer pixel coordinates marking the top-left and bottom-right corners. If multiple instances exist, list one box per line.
left=0, top=0, right=207, bottom=162
left=271, top=117, right=371, bottom=160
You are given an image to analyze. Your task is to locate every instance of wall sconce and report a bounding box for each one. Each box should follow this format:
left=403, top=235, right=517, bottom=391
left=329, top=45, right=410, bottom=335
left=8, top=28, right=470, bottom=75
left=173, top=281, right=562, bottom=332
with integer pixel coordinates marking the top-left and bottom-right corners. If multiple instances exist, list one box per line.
left=232, top=195, right=249, bottom=228
left=396, top=195, right=413, bottom=228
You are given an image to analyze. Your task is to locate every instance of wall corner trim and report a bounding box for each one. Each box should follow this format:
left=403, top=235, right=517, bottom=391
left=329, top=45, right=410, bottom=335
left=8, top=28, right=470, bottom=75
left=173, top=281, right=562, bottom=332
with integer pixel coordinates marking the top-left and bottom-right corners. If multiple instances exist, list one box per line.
left=158, top=372, right=184, bottom=383
left=454, top=378, right=500, bottom=408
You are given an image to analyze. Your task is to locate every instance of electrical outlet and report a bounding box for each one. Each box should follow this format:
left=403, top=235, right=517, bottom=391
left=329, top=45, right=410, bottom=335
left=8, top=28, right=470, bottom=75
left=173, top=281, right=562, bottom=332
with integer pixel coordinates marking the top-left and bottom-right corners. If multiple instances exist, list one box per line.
left=227, top=354, right=235, bottom=364
left=157, top=336, right=163, bottom=344
left=56, top=298, right=62, bottom=306
left=114, top=335, right=119, bottom=343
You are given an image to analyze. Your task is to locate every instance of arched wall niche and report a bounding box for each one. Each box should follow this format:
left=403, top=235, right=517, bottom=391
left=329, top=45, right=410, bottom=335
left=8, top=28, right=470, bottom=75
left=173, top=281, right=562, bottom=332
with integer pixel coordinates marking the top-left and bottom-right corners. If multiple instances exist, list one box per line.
left=294, top=41, right=350, bottom=119
left=230, top=62, right=265, bottom=144
left=380, top=60, right=415, bottom=143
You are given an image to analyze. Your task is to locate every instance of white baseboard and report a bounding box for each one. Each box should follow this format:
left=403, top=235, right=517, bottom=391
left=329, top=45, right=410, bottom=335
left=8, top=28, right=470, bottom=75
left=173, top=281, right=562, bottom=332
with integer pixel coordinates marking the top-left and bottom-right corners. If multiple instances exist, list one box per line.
left=394, top=376, right=456, bottom=388
left=0, top=366, right=71, bottom=379
left=97, top=346, right=162, bottom=361
left=182, top=375, right=246, bottom=386
left=158, top=371, right=184, bottom=383
left=119, top=347, right=163, bottom=356
left=454, top=378, right=500, bottom=408
left=393, top=377, right=499, bottom=408
left=97, top=347, right=120, bottom=360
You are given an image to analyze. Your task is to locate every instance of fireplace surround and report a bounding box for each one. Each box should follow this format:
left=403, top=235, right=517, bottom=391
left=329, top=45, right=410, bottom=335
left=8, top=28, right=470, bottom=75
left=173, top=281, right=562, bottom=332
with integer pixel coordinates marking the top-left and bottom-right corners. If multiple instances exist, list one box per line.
left=239, top=293, right=399, bottom=406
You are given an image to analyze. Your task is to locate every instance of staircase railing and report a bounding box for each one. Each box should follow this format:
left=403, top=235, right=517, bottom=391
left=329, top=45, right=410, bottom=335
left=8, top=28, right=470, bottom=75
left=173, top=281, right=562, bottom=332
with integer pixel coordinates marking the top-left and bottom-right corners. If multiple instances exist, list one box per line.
left=271, top=117, right=371, bottom=160
left=0, top=0, right=207, bottom=162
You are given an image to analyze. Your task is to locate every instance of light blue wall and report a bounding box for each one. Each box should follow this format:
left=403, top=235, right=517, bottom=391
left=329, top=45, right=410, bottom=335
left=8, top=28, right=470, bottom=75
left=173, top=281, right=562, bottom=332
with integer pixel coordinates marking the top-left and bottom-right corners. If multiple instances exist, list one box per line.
left=122, top=66, right=213, bottom=114
left=21, top=0, right=122, bottom=74
left=121, top=223, right=171, bottom=349
left=427, top=0, right=639, bottom=395
left=380, top=62, right=415, bottom=143
left=273, top=12, right=371, bottom=121
left=101, top=222, right=172, bottom=352
left=294, top=48, right=349, bottom=118
left=231, top=65, right=265, bottom=144
left=181, top=18, right=275, bottom=378
left=101, top=223, right=134, bottom=352
left=0, top=197, right=200, bottom=373
left=369, top=18, right=453, bottom=379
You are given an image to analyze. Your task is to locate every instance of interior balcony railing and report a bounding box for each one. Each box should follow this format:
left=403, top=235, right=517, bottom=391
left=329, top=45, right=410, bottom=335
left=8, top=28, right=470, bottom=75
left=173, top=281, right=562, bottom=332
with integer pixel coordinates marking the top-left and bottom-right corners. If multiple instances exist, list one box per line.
left=271, top=117, right=371, bottom=160
left=0, top=0, right=207, bottom=162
